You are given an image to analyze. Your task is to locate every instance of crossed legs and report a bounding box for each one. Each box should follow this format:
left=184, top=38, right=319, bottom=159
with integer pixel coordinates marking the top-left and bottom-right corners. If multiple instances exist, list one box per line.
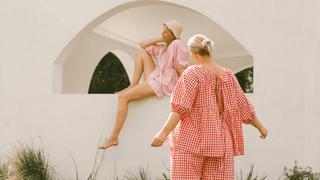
left=98, top=49, right=156, bottom=149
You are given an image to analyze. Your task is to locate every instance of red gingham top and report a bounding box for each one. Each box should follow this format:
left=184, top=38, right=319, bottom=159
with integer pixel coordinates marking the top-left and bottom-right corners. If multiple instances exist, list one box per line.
left=165, top=65, right=256, bottom=157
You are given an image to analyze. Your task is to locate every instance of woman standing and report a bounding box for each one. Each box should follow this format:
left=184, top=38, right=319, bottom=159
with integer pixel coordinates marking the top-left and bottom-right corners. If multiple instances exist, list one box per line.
left=99, top=20, right=189, bottom=149
left=151, top=34, right=268, bottom=179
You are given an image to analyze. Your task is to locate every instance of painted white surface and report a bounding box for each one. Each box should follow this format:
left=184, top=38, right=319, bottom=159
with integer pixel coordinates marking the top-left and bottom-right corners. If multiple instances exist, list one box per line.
left=94, top=4, right=251, bottom=60
left=1, top=0, right=320, bottom=179
left=215, top=55, right=253, bottom=74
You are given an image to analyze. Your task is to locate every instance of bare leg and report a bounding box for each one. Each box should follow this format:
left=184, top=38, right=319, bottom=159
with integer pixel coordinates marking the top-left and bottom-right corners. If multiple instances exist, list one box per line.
left=116, top=48, right=156, bottom=94
left=98, top=81, right=156, bottom=149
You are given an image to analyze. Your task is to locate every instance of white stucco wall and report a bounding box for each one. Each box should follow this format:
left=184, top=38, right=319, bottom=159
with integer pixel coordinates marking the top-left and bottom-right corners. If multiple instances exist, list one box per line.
left=1, top=0, right=320, bottom=179
left=215, top=55, right=253, bottom=74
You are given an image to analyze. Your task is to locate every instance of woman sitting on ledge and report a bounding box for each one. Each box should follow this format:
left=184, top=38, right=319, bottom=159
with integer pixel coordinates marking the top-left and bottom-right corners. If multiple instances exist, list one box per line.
left=99, top=20, right=190, bottom=149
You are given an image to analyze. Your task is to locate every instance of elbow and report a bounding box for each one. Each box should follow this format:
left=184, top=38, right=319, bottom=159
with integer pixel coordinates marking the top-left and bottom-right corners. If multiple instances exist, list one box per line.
left=139, top=42, right=146, bottom=49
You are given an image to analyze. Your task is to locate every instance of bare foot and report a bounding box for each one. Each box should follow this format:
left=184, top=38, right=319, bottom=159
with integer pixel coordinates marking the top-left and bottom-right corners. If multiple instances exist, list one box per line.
left=98, top=138, right=119, bottom=149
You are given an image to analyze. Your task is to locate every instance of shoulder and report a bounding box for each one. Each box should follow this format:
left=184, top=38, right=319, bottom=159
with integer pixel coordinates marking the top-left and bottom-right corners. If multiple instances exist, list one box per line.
left=171, top=39, right=183, bottom=45
left=145, top=43, right=164, bottom=52
left=224, top=68, right=234, bottom=77
left=178, top=66, right=200, bottom=87
left=181, top=65, right=200, bottom=80
left=170, top=39, right=187, bottom=49
left=183, top=65, right=198, bottom=74
left=223, top=68, right=239, bottom=85
left=226, top=69, right=237, bottom=79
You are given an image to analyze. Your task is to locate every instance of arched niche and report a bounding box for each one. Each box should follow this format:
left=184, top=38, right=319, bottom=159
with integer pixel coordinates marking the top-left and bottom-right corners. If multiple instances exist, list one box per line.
left=53, top=1, right=254, bottom=94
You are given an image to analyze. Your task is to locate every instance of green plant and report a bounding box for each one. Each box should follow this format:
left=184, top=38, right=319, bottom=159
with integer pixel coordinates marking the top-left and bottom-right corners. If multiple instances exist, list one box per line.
left=65, top=135, right=106, bottom=180
left=86, top=137, right=106, bottom=180
left=283, top=161, right=320, bottom=180
left=123, top=165, right=161, bottom=180
left=236, top=164, right=268, bottom=180
left=123, top=166, right=150, bottom=180
left=7, top=141, right=56, bottom=180
left=0, top=159, right=10, bottom=180
left=162, top=173, right=169, bottom=180
left=161, top=162, right=170, bottom=180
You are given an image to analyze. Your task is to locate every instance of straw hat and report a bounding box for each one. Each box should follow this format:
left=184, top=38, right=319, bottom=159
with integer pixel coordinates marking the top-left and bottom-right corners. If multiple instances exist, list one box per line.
left=163, top=20, right=183, bottom=40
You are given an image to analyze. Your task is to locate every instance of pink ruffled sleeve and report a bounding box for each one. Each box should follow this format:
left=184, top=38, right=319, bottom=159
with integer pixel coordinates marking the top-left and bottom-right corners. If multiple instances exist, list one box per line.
left=232, top=74, right=257, bottom=124
left=171, top=67, right=198, bottom=118
left=172, top=40, right=190, bottom=72
left=145, top=44, right=164, bottom=59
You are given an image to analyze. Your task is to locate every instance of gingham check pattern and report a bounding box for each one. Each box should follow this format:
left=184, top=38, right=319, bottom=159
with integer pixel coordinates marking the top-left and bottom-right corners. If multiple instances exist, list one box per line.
left=165, top=65, right=256, bottom=157
left=169, top=120, right=235, bottom=179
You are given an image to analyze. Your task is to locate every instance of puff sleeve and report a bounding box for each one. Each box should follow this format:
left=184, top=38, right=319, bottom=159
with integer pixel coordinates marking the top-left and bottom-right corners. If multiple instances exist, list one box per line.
left=172, top=40, right=190, bottom=72
left=232, top=74, right=257, bottom=124
left=170, top=68, right=198, bottom=118
left=145, top=44, right=164, bottom=59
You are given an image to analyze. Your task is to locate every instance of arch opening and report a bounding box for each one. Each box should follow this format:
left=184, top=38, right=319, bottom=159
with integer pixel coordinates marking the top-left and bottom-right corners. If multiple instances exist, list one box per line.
left=88, top=52, right=130, bottom=94
left=53, top=1, right=254, bottom=94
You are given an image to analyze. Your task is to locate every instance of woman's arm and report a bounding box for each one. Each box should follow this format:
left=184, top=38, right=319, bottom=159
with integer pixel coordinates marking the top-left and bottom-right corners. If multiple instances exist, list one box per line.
left=139, top=37, right=164, bottom=49
left=151, top=112, right=181, bottom=147
left=250, top=117, right=268, bottom=139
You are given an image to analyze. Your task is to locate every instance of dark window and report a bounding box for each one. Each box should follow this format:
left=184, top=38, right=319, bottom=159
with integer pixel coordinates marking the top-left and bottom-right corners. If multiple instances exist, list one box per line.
left=88, top=52, right=130, bottom=94
left=235, top=66, right=253, bottom=93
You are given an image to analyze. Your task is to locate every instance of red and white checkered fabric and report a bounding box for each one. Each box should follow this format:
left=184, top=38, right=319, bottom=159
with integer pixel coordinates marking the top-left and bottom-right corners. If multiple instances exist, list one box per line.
left=169, top=119, right=235, bottom=179
left=165, top=65, right=256, bottom=157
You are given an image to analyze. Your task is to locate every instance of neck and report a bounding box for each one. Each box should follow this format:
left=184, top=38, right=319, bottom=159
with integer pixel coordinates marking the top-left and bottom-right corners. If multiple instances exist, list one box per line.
left=199, top=56, right=225, bottom=76
left=200, top=56, right=218, bottom=68
left=200, top=55, right=215, bottom=65
left=166, top=39, right=173, bottom=45
left=165, top=40, right=174, bottom=53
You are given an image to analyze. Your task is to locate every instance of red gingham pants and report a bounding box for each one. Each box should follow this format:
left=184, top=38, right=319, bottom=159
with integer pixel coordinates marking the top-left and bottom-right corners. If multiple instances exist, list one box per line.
left=169, top=121, right=234, bottom=180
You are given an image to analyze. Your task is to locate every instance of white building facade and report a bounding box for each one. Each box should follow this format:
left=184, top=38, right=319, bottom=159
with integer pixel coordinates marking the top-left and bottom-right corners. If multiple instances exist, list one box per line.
left=1, top=1, right=320, bottom=179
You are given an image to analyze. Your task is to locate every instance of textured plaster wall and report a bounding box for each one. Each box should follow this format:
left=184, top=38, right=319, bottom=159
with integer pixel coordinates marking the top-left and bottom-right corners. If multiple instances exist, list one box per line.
left=1, top=0, right=320, bottom=179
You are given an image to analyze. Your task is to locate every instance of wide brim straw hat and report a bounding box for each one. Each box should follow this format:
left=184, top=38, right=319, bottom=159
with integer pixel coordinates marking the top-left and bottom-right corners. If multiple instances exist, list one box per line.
left=163, top=20, right=183, bottom=40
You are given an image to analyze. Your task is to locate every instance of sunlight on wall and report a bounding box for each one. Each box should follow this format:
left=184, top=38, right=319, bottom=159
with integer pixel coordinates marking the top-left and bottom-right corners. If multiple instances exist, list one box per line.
left=112, top=50, right=134, bottom=82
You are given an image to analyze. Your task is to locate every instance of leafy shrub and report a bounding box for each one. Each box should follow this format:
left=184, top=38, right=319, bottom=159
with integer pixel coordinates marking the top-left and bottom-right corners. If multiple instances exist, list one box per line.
left=0, top=159, right=10, bottom=180
left=7, top=141, right=56, bottom=180
left=283, top=161, right=320, bottom=180
left=123, top=165, right=154, bottom=180
left=236, top=164, right=268, bottom=180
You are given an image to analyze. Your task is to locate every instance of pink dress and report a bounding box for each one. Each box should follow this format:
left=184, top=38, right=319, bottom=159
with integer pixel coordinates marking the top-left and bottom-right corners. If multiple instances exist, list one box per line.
left=145, top=40, right=189, bottom=98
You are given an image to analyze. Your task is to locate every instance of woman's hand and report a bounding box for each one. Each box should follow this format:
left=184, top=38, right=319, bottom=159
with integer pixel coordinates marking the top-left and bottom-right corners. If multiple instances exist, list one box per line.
left=259, top=126, right=268, bottom=139
left=249, top=117, right=268, bottom=139
left=151, top=131, right=168, bottom=147
left=151, top=112, right=181, bottom=147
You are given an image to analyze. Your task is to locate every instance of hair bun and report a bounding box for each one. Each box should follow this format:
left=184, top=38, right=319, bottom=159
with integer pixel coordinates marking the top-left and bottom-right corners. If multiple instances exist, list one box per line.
left=202, top=39, right=213, bottom=52
left=187, top=34, right=214, bottom=56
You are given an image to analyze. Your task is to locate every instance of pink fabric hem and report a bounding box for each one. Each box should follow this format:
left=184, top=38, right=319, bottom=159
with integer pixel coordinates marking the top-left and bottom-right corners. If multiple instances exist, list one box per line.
left=147, top=80, right=165, bottom=98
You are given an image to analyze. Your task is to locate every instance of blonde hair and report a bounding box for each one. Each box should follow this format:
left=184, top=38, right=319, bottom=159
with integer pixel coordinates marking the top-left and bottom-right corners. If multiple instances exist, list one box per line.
left=187, top=34, right=214, bottom=56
